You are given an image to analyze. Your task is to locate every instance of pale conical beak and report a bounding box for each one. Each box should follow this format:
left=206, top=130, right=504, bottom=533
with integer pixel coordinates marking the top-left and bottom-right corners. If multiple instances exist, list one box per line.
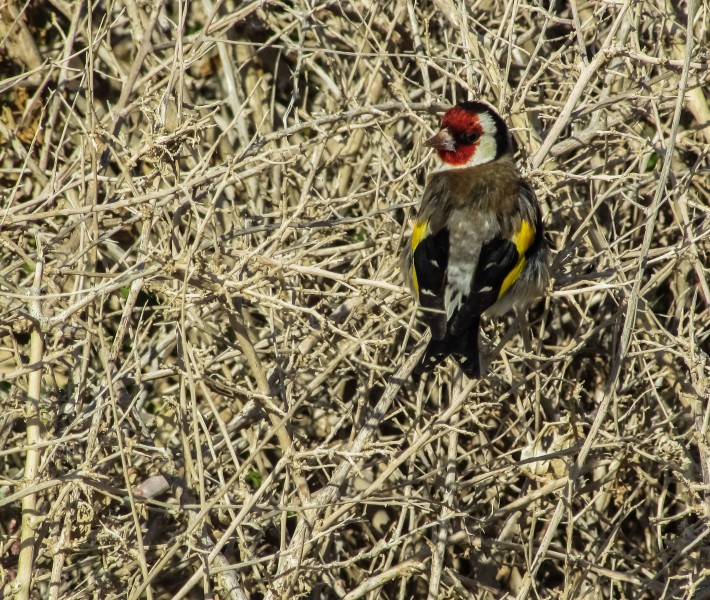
left=424, top=128, right=455, bottom=151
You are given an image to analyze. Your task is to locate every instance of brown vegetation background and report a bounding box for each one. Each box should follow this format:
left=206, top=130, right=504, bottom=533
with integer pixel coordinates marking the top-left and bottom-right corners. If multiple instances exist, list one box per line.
left=1, top=0, right=709, bottom=598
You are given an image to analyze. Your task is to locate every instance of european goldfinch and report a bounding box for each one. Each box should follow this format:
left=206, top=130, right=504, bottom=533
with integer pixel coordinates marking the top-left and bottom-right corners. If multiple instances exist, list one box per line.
left=403, top=101, right=549, bottom=378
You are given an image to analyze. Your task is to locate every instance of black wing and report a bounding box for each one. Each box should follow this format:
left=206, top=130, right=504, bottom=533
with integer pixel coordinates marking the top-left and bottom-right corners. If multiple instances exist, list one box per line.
left=448, top=236, right=519, bottom=335
left=411, top=224, right=449, bottom=340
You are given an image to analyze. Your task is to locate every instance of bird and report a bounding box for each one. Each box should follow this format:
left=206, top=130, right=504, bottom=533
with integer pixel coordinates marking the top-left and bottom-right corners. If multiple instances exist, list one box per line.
left=402, top=101, right=549, bottom=378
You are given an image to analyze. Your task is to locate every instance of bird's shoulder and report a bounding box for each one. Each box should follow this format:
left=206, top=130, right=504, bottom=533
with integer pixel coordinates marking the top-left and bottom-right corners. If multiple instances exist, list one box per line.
left=422, top=156, right=523, bottom=214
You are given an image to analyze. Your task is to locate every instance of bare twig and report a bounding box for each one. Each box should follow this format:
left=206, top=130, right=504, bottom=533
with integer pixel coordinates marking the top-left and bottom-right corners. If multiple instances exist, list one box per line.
left=15, top=252, right=45, bottom=600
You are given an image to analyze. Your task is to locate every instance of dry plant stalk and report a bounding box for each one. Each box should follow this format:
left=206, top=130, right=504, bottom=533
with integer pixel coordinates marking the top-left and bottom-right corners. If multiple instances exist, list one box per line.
left=1, top=0, right=709, bottom=598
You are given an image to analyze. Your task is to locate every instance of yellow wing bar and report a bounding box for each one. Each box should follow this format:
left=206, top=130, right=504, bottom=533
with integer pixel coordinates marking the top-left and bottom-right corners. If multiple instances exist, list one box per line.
left=411, top=221, right=429, bottom=252
left=499, top=220, right=535, bottom=298
left=410, top=221, right=429, bottom=296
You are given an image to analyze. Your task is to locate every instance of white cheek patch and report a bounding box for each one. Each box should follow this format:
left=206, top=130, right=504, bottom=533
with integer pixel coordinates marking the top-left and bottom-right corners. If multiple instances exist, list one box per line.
left=469, top=136, right=497, bottom=166
left=468, top=111, right=498, bottom=167
left=478, top=112, right=497, bottom=136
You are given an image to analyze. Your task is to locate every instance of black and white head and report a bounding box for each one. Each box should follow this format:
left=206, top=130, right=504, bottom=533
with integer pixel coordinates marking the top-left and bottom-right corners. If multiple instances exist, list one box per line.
left=425, top=101, right=512, bottom=170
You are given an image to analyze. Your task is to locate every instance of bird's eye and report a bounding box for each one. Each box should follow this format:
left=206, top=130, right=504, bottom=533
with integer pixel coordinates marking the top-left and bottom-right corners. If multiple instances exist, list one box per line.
left=463, top=132, right=480, bottom=144
left=455, top=131, right=480, bottom=145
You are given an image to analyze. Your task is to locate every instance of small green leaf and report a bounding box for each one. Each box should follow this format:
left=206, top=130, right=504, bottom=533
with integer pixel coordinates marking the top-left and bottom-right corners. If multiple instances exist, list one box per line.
left=645, top=153, right=659, bottom=171
left=245, top=470, right=262, bottom=489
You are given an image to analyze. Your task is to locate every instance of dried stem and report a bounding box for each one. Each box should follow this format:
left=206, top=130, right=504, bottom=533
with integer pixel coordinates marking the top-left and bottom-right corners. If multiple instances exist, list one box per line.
left=15, top=255, right=45, bottom=600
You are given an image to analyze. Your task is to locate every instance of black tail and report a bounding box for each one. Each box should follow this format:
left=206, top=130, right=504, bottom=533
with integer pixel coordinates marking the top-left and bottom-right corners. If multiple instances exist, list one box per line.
left=417, top=317, right=481, bottom=378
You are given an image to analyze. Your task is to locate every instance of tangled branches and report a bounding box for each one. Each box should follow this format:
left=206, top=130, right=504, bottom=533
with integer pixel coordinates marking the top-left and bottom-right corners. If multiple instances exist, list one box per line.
left=1, top=0, right=709, bottom=598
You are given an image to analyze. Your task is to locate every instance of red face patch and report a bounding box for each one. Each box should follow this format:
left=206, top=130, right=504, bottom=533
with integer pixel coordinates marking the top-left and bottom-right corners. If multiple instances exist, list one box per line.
left=437, top=145, right=476, bottom=165
left=438, top=106, right=484, bottom=166
left=441, top=105, right=480, bottom=133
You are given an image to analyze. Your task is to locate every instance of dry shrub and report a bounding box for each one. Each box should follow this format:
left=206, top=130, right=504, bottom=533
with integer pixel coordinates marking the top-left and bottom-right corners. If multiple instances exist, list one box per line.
left=1, top=0, right=709, bottom=598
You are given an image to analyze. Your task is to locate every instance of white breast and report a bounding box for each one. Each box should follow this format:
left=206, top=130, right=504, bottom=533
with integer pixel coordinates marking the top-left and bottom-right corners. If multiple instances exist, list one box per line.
left=445, top=209, right=500, bottom=318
